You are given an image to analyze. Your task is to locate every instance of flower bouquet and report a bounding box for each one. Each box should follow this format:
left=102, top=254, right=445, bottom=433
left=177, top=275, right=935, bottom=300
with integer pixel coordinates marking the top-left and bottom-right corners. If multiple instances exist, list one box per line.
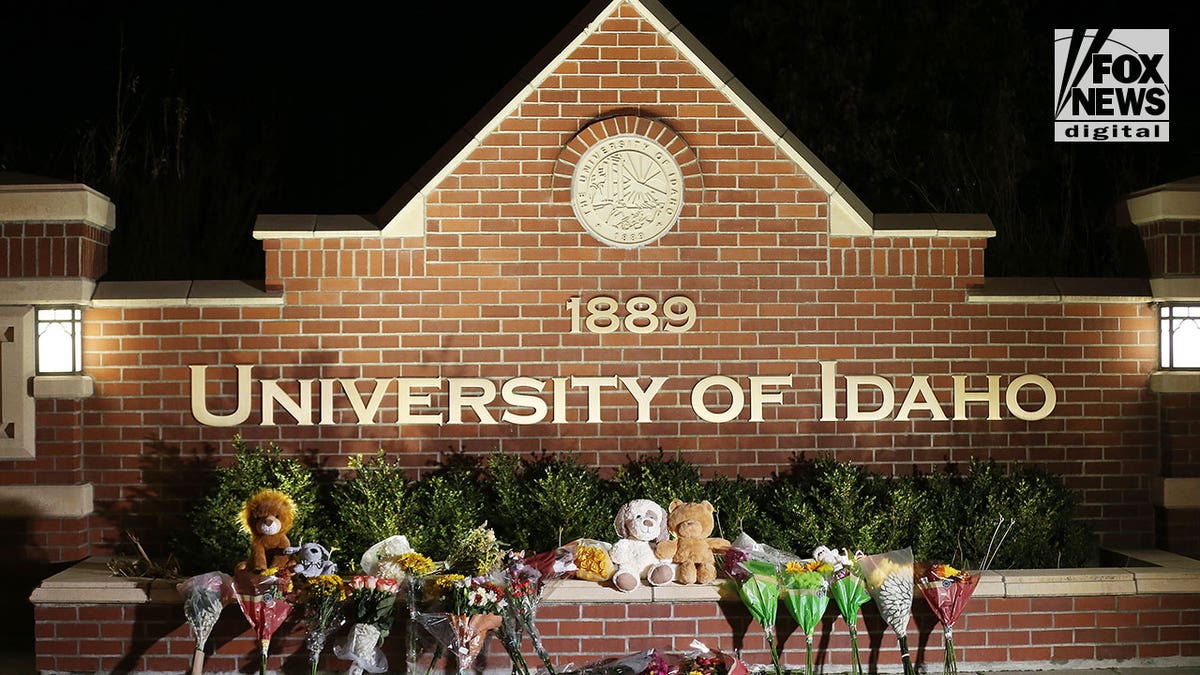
left=293, top=574, right=347, bottom=675
left=418, top=575, right=506, bottom=675
left=858, top=548, right=916, bottom=675
left=375, top=547, right=437, bottom=674
left=916, top=517, right=1013, bottom=674
left=333, top=575, right=400, bottom=675
left=814, top=547, right=870, bottom=675
left=233, top=571, right=293, bottom=675
left=735, top=559, right=783, bottom=675
left=780, top=560, right=832, bottom=675
left=497, top=551, right=557, bottom=675
left=177, top=571, right=234, bottom=675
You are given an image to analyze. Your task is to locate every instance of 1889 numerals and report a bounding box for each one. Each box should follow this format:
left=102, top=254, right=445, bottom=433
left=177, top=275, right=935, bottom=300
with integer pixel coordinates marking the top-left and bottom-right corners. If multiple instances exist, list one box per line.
left=566, top=295, right=696, bottom=334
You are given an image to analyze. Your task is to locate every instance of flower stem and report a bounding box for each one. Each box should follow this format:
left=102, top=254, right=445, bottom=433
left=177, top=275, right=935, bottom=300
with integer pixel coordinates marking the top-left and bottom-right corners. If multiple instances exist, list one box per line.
left=765, top=630, right=782, bottom=675
left=848, top=625, right=863, bottom=675
left=944, top=632, right=957, bottom=675
left=805, top=633, right=814, bottom=675
left=899, top=635, right=916, bottom=675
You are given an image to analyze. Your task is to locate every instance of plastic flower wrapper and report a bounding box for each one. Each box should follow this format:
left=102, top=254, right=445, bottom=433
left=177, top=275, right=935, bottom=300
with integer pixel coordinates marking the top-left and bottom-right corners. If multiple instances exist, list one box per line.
left=360, top=535, right=412, bottom=577
left=562, top=648, right=662, bottom=675
left=233, top=571, right=293, bottom=675
left=293, top=574, right=348, bottom=675
left=781, top=561, right=832, bottom=675
left=333, top=575, right=400, bottom=675
left=376, top=549, right=438, bottom=674
left=915, top=517, right=1011, bottom=675
left=417, top=575, right=506, bottom=675
left=858, top=548, right=916, bottom=675
left=497, top=551, right=557, bottom=675
left=736, top=559, right=782, bottom=675
left=813, top=546, right=870, bottom=675
left=177, top=571, right=234, bottom=675
left=677, top=639, right=750, bottom=675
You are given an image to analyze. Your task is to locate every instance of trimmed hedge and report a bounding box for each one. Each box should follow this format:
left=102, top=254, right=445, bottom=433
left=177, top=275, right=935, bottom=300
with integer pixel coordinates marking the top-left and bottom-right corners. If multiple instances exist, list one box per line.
left=178, top=445, right=1092, bottom=574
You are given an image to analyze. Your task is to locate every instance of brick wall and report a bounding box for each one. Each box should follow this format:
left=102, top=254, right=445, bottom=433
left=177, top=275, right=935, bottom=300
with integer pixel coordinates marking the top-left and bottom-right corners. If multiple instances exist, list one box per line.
left=0, top=222, right=109, bottom=279
left=1138, top=220, right=1200, bottom=278
left=57, top=3, right=1160, bottom=555
left=32, top=593, right=1200, bottom=673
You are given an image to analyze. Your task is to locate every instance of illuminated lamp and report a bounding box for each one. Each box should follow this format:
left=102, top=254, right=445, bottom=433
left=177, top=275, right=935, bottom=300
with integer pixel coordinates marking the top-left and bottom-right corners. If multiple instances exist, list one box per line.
left=1160, top=304, right=1200, bottom=369
left=35, top=307, right=82, bottom=374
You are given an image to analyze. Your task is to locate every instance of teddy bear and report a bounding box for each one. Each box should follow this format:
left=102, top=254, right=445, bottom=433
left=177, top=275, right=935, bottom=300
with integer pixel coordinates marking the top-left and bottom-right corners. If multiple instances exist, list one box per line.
left=610, top=499, right=674, bottom=591
left=654, top=500, right=731, bottom=584
left=286, top=541, right=338, bottom=578
left=237, top=488, right=296, bottom=573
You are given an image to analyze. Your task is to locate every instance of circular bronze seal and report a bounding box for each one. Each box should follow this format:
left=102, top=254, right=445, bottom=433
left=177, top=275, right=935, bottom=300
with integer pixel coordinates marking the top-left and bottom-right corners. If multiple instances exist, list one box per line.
left=570, top=133, right=684, bottom=248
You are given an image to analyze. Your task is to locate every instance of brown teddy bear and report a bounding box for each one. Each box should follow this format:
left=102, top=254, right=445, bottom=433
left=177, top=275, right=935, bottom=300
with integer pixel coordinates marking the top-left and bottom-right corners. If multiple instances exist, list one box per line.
left=236, top=488, right=296, bottom=573
left=654, top=500, right=731, bottom=584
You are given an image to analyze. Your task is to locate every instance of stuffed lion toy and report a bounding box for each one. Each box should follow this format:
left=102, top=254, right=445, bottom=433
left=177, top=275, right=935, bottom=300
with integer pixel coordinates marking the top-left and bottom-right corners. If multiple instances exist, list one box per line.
left=236, top=488, right=296, bottom=573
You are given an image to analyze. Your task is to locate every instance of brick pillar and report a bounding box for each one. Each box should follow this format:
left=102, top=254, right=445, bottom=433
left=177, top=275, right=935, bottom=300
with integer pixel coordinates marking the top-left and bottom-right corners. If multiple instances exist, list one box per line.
left=1128, top=177, right=1200, bottom=556
left=0, top=180, right=114, bottom=648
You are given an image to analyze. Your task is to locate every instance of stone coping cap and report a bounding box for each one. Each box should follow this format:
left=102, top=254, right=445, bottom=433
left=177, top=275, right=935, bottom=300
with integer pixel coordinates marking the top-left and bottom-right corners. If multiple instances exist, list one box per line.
left=30, top=551, right=1200, bottom=605
left=0, top=182, right=116, bottom=231
left=253, top=213, right=380, bottom=239
left=968, top=277, right=1152, bottom=304
left=90, top=280, right=283, bottom=308
left=1127, top=175, right=1200, bottom=224
left=872, top=213, right=996, bottom=238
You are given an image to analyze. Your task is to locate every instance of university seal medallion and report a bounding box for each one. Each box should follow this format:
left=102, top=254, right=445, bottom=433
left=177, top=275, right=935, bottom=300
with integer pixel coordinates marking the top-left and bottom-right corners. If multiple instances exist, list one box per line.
left=570, top=133, right=684, bottom=248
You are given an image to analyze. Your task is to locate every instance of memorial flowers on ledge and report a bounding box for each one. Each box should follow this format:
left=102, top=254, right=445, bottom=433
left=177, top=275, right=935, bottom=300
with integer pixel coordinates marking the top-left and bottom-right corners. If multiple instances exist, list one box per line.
left=177, top=571, right=234, bottom=675
left=781, top=560, right=832, bottom=675
left=735, top=559, right=783, bottom=675
left=497, top=551, right=558, bottom=675
left=859, top=548, right=916, bottom=675
left=293, top=574, right=348, bottom=675
left=814, top=546, right=870, bottom=675
left=333, top=575, right=399, bottom=675
left=419, top=575, right=506, bottom=675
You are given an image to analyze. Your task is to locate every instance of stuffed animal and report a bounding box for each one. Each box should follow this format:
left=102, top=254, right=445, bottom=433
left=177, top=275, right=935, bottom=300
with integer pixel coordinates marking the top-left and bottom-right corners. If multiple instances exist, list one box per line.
left=237, top=488, right=296, bottom=573
left=286, top=541, right=338, bottom=578
left=610, top=499, right=674, bottom=591
left=654, top=500, right=731, bottom=584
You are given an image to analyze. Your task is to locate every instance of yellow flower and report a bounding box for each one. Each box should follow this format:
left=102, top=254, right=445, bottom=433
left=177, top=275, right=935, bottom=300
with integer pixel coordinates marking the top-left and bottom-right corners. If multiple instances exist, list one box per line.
left=396, top=552, right=435, bottom=575
left=574, top=545, right=613, bottom=581
left=434, top=574, right=465, bottom=589
left=784, top=561, right=804, bottom=575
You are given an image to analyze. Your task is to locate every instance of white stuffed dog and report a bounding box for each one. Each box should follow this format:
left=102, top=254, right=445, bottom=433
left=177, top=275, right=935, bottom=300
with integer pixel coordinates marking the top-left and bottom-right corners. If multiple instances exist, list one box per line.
left=610, top=499, right=674, bottom=591
left=286, top=542, right=338, bottom=578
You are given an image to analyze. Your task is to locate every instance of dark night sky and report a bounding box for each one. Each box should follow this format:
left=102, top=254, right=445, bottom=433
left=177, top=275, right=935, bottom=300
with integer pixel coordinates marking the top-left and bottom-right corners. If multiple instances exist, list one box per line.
left=2, top=1, right=1197, bottom=278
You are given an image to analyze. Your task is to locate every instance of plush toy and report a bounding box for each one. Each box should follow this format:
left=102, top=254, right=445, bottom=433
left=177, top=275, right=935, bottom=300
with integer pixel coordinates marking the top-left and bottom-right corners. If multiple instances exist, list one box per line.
left=655, top=500, right=731, bottom=584
left=286, top=542, right=337, bottom=578
left=237, top=488, right=296, bottom=573
left=610, top=499, right=674, bottom=591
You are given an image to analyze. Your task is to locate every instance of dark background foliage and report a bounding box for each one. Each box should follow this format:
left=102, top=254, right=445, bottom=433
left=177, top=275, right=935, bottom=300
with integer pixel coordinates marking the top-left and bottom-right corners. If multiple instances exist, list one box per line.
left=2, top=1, right=1196, bottom=279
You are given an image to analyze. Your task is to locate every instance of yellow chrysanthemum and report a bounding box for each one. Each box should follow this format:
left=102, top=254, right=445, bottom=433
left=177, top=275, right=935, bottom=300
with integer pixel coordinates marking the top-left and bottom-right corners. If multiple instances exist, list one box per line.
left=434, top=574, right=465, bottom=589
left=574, top=545, right=612, bottom=580
left=784, top=561, right=804, bottom=574
left=396, top=552, right=435, bottom=575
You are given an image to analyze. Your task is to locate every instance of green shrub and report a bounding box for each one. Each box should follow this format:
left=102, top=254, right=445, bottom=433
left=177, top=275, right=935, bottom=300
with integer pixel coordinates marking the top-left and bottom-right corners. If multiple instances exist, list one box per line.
left=613, top=451, right=706, bottom=506
left=487, top=452, right=616, bottom=552
left=179, top=436, right=323, bottom=574
left=704, top=475, right=762, bottom=541
left=328, top=451, right=418, bottom=571
left=406, top=454, right=488, bottom=561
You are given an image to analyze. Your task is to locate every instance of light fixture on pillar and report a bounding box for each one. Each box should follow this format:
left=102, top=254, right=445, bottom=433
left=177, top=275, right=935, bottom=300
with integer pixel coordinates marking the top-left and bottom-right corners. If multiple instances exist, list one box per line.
left=35, top=307, right=82, bottom=374
left=1160, top=305, right=1200, bottom=369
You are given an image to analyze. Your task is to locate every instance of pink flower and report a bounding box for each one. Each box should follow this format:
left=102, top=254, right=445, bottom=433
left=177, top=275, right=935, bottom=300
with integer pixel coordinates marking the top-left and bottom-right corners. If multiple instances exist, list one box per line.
left=376, top=578, right=399, bottom=593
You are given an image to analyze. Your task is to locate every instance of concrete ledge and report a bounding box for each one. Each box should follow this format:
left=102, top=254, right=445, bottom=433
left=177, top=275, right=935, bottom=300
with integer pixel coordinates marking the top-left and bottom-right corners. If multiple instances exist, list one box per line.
left=1149, top=370, right=1200, bottom=393
left=31, top=551, right=1200, bottom=606
left=873, top=213, right=996, bottom=238
left=968, top=277, right=1152, bottom=304
left=1127, top=176, right=1200, bottom=224
left=0, top=483, right=93, bottom=518
left=1151, top=277, right=1200, bottom=301
left=0, top=278, right=96, bottom=306
left=253, top=214, right=380, bottom=239
left=32, top=375, right=94, bottom=399
left=1153, top=477, right=1200, bottom=509
left=91, top=280, right=283, bottom=308
left=0, top=183, right=115, bottom=231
